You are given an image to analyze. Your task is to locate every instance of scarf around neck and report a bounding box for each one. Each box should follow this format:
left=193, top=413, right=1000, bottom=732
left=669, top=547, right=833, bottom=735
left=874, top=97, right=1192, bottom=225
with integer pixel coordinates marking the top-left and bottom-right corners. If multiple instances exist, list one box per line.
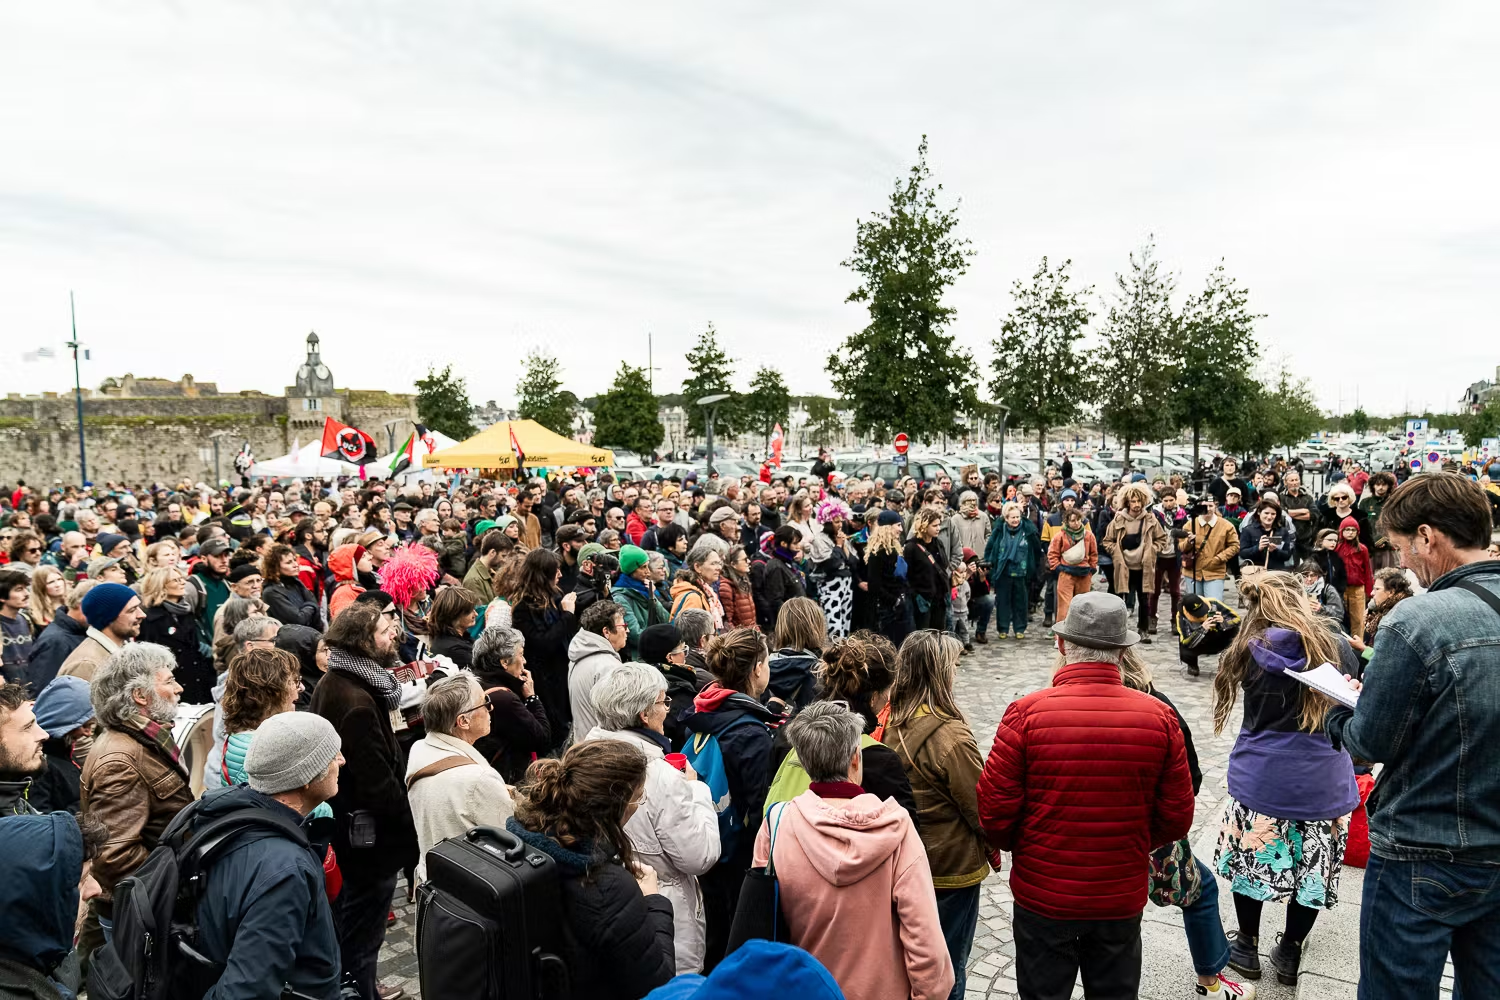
left=119, top=711, right=186, bottom=773
left=326, top=646, right=401, bottom=710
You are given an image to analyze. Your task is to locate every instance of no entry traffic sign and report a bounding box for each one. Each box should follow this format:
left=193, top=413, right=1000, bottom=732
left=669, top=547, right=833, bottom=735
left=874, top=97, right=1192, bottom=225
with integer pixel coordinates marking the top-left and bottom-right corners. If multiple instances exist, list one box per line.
left=893, top=433, right=910, bottom=455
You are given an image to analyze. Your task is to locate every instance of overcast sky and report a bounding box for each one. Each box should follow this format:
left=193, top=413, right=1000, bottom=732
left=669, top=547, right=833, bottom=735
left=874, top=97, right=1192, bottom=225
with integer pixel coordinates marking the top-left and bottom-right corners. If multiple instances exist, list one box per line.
left=2, top=2, right=1495, bottom=417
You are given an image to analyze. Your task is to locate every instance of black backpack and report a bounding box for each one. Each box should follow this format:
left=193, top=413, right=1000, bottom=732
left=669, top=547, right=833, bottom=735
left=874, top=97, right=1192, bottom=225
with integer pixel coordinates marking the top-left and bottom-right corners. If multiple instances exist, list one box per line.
left=86, top=801, right=309, bottom=1000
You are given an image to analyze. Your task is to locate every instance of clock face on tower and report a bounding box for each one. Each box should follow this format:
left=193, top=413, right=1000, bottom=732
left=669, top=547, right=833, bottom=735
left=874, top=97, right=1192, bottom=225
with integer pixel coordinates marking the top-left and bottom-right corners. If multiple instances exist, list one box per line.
left=316, top=365, right=329, bottom=379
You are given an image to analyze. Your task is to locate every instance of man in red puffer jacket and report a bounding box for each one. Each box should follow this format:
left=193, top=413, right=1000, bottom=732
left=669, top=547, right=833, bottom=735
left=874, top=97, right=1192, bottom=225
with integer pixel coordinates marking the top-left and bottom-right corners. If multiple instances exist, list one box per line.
left=977, top=591, right=1195, bottom=999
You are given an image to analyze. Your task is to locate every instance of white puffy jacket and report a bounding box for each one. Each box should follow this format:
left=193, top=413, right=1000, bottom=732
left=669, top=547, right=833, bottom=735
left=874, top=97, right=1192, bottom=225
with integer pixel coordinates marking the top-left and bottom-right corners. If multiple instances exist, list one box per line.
left=582, top=726, right=721, bottom=973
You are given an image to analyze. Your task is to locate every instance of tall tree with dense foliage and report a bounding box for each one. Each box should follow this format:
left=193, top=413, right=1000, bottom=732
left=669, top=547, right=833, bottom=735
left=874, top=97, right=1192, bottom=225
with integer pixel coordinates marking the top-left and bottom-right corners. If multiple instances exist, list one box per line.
left=682, top=323, right=739, bottom=438
left=1175, top=262, right=1263, bottom=467
left=516, top=350, right=576, bottom=436
left=989, top=256, right=1094, bottom=460
left=1094, top=239, right=1178, bottom=468
left=743, top=366, right=791, bottom=452
left=592, top=363, right=663, bottom=459
left=828, top=137, right=978, bottom=442
left=803, top=397, right=844, bottom=449
left=415, top=364, right=476, bottom=441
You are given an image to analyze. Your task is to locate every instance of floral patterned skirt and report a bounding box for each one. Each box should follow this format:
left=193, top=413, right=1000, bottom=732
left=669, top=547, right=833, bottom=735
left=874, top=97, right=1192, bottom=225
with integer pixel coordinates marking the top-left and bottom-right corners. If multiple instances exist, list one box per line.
left=1213, top=797, right=1350, bottom=909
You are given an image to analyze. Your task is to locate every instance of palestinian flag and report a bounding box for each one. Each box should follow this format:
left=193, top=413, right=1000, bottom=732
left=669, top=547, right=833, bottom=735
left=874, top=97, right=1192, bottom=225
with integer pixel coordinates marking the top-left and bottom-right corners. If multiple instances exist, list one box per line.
left=388, top=423, right=435, bottom=476
left=321, top=416, right=377, bottom=466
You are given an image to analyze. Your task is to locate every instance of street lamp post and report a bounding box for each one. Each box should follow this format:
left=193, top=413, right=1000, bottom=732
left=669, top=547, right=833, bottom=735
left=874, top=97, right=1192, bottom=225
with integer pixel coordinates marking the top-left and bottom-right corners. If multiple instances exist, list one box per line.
left=696, top=393, right=731, bottom=478
left=996, top=404, right=1011, bottom=483
left=65, top=292, right=88, bottom=485
left=383, top=419, right=404, bottom=454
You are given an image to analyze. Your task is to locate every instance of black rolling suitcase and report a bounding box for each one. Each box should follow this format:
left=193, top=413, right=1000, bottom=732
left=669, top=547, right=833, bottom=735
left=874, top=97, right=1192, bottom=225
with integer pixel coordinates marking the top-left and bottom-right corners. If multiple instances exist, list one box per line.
left=416, top=826, right=570, bottom=999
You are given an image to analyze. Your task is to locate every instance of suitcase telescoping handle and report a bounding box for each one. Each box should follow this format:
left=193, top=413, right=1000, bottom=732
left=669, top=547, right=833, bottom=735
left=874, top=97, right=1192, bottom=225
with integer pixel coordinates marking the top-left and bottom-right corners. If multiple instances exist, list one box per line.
left=465, top=825, right=528, bottom=862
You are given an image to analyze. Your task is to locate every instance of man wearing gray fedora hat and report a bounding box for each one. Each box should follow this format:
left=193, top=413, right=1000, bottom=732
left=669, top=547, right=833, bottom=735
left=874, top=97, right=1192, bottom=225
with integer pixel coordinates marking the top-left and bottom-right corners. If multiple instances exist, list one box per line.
left=976, top=591, right=1196, bottom=999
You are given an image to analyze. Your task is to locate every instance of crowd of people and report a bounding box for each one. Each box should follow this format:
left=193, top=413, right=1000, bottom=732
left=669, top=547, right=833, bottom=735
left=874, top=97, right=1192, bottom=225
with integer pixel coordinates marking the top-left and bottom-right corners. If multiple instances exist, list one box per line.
left=0, top=448, right=1496, bottom=1000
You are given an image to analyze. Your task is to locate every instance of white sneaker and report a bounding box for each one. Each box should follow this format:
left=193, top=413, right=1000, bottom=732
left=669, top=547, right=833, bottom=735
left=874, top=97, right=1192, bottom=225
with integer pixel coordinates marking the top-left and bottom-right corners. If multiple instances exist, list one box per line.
left=1196, top=972, right=1255, bottom=998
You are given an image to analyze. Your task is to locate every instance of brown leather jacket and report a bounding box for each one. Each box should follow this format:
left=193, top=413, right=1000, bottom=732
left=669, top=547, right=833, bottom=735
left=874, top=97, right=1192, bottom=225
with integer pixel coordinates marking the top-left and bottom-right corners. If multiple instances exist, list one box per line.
left=1181, top=516, right=1241, bottom=582
left=882, top=708, right=989, bottom=889
left=80, top=726, right=194, bottom=909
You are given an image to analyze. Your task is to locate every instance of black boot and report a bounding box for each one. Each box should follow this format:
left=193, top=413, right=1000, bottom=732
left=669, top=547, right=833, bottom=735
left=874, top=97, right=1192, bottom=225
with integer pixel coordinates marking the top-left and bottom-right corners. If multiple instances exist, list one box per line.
left=1270, top=935, right=1302, bottom=986
left=1043, top=612, right=1054, bottom=628
left=1226, top=932, right=1261, bottom=980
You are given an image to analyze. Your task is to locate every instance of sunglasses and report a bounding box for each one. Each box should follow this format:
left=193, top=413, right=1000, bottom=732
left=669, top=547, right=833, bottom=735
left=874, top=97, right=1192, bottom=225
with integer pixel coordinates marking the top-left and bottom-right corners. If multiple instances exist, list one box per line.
left=460, top=693, right=494, bottom=716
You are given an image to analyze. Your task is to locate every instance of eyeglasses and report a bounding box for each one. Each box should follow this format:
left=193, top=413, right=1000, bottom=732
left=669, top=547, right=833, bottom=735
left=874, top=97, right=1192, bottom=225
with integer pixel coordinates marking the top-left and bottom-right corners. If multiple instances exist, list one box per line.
left=460, top=693, right=494, bottom=716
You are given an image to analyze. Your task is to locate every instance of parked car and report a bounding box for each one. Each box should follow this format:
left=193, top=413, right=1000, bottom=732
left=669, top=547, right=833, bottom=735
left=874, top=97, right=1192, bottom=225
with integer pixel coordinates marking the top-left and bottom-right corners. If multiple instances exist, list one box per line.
left=850, top=456, right=961, bottom=488
left=702, top=458, right=759, bottom=479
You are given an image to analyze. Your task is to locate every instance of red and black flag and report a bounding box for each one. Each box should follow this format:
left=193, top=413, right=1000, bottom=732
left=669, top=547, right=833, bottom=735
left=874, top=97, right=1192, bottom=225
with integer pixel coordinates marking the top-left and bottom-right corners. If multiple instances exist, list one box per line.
left=320, top=416, right=377, bottom=466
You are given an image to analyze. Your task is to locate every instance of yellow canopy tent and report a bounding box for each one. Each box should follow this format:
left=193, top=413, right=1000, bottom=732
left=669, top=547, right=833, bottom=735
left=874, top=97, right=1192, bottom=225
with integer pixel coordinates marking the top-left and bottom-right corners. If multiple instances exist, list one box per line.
left=421, top=419, right=615, bottom=470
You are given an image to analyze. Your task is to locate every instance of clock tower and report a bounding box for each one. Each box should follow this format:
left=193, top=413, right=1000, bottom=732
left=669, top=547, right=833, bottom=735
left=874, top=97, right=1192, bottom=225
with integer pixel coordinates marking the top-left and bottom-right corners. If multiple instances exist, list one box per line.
left=287, top=331, right=342, bottom=434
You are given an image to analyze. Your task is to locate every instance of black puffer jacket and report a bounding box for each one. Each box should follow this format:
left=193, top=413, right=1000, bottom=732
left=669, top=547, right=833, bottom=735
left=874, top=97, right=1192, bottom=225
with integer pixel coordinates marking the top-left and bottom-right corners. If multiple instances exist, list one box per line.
left=506, top=819, right=675, bottom=1000
left=685, top=688, right=778, bottom=869
left=263, top=578, right=322, bottom=630
left=138, top=603, right=216, bottom=705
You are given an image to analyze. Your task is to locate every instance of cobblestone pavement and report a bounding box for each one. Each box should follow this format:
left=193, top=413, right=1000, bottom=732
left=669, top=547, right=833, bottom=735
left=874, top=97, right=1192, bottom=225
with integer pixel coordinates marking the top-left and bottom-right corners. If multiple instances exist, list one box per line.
left=378, top=580, right=1407, bottom=999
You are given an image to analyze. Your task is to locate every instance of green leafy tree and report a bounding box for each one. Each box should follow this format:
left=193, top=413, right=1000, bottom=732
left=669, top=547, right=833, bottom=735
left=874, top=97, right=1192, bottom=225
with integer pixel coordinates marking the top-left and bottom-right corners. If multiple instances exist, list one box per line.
left=593, top=363, right=663, bottom=459
left=682, top=323, right=739, bottom=438
left=828, top=137, right=978, bottom=442
left=1463, top=403, right=1500, bottom=448
left=515, top=350, right=576, bottom=436
left=1176, top=263, right=1263, bottom=467
left=1212, top=382, right=1278, bottom=458
left=1095, top=239, right=1178, bottom=468
left=803, top=397, right=844, bottom=449
left=989, top=256, right=1094, bottom=461
left=1349, top=407, right=1371, bottom=435
left=743, top=366, right=791, bottom=452
left=415, top=364, right=475, bottom=441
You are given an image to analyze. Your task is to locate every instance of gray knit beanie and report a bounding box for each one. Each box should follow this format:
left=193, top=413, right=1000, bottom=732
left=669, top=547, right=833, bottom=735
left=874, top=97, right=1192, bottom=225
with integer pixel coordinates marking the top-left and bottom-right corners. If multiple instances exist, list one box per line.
left=245, top=712, right=342, bottom=794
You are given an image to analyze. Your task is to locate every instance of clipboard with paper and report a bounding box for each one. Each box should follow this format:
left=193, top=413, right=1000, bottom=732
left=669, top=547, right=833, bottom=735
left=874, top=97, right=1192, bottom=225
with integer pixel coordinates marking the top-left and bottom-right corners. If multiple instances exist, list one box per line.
left=1286, top=661, right=1360, bottom=709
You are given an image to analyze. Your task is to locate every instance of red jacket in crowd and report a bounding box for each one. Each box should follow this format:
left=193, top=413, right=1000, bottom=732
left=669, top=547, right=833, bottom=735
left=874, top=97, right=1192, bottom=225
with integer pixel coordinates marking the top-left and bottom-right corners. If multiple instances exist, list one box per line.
left=976, top=661, right=1195, bottom=921
left=625, top=511, right=650, bottom=546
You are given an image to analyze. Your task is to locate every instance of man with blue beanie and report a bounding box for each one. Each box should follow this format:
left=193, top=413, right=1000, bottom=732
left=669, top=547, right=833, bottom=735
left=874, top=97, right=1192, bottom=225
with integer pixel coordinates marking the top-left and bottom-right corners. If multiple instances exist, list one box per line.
left=58, top=583, right=142, bottom=684
left=30, top=676, right=96, bottom=814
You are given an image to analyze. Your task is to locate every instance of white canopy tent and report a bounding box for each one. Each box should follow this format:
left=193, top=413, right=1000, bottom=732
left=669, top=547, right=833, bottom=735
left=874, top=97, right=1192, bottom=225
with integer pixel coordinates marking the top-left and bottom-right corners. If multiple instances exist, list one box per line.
left=249, top=439, right=360, bottom=479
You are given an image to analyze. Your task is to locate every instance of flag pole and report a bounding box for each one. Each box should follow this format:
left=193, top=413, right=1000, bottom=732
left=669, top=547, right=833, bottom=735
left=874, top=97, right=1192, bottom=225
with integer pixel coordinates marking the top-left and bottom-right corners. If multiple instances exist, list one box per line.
left=66, top=291, right=88, bottom=484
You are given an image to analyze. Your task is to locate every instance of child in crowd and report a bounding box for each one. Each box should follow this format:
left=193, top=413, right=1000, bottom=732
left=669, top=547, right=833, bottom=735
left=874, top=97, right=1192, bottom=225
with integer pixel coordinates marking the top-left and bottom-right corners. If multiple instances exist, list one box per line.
left=1335, top=516, right=1374, bottom=640
left=950, top=559, right=973, bottom=654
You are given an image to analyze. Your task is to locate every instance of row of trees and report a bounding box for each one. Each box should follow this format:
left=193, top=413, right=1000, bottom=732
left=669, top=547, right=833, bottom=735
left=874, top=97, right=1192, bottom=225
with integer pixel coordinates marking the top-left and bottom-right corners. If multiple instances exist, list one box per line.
left=829, top=137, right=1325, bottom=468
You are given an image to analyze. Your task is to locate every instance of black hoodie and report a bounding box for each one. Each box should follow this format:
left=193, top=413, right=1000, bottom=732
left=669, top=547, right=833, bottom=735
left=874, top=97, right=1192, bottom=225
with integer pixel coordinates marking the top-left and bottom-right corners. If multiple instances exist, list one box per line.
left=275, top=624, right=324, bottom=710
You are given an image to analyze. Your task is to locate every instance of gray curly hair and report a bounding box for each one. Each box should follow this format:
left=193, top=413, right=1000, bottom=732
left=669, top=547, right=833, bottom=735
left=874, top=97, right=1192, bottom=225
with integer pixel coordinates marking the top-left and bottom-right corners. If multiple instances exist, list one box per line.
left=93, top=643, right=179, bottom=730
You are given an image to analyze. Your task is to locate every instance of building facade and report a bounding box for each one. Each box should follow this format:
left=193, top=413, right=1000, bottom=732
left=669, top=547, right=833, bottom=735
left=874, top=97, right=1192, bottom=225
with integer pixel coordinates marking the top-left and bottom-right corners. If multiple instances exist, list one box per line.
left=0, top=332, right=417, bottom=485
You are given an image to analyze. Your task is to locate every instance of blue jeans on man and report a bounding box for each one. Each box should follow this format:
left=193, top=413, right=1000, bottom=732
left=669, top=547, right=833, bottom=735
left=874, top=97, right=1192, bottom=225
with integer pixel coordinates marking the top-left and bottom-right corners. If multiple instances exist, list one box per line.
left=1187, top=578, right=1225, bottom=601
left=1359, top=854, right=1500, bottom=999
left=935, top=884, right=982, bottom=1000
left=971, top=592, right=995, bottom=638
left=1180, top=858, right=1230, bottom=977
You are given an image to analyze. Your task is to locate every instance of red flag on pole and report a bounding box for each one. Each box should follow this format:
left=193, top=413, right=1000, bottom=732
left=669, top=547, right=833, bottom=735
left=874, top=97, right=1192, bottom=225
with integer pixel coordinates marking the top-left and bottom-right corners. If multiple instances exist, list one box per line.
left=320, top=417, right=377, bottom=466
left=770, top=423, right=784, bottom=468
left=508, top=423, right=527, bottom=469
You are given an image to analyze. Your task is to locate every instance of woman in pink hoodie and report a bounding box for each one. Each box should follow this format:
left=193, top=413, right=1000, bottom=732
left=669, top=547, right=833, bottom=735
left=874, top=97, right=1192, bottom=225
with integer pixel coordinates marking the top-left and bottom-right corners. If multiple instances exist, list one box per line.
left=753, top=701, right=954, bottom=1000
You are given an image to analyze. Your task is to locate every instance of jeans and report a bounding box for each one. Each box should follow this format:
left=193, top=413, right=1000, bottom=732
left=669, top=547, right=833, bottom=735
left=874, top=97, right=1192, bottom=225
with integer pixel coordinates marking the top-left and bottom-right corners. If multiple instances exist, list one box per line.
left=1150, top=560, right=1182, bottom=619
left=336, top=871, right=399, bottom=1000
left=1180, top=858, right=1230, bottom=977
left=1187, top=577, right=1225, bottom=601
left=994, top=577, right=1029, bottom=635
left=1126, top=569, right=1149, bottom=628
left=935, top=884, right=981, bottom=1000
left=878, top=599, right=914, bottom=648
left=98, top=914, right=113, bottom=945
left=1043, top=568, right=1058, bottom=617
left=971, top=592, right=994, bottom=637
left=1359, top=854, right=1500, bottom=1000
left=1012, top=903, right=1142, bottom=1000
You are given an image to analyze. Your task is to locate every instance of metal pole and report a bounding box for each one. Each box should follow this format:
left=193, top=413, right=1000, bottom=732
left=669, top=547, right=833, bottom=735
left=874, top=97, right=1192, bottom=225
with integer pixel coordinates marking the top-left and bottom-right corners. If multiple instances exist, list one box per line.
left=69, top=292, right=87, bottom=484
left=705, top=405, right=716, bottom=478
left=213, top=436, right=221, bottom=486
left=996, top=406, right=1009, bottom=484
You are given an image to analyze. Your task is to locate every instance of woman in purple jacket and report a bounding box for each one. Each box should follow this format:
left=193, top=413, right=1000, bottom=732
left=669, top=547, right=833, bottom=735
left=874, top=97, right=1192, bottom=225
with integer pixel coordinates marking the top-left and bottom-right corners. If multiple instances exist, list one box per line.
left=1210, top=572, right=1358, bottom=988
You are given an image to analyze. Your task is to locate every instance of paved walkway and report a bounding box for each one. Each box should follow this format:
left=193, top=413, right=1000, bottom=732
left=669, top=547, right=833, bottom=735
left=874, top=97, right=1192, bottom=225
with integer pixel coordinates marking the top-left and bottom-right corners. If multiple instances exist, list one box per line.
left=378, top=582, right=1435, bottom=999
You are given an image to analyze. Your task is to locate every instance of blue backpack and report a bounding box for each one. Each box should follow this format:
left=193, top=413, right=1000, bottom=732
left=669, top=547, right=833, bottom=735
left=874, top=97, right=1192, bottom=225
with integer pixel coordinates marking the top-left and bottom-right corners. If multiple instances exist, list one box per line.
left=684, top=716, right=763, bottom=863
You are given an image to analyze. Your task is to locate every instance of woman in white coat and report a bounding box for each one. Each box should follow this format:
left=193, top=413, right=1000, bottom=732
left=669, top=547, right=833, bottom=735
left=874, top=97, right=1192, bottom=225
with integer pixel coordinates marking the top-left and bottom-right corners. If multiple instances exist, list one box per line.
left=583, top=660, right=721, bottom=974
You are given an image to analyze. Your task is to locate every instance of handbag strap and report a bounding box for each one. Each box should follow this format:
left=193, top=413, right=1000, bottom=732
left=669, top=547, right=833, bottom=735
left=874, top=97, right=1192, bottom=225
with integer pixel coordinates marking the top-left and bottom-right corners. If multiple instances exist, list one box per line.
left=1454, top=579, right=1500, bottom=620
left=405, top=755, right=479, bottom=790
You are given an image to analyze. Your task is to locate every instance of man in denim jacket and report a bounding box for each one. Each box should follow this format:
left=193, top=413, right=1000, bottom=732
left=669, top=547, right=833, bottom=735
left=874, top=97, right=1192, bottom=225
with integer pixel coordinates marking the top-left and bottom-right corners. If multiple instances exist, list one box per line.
left=1325, top=474, right=1500, bottom=999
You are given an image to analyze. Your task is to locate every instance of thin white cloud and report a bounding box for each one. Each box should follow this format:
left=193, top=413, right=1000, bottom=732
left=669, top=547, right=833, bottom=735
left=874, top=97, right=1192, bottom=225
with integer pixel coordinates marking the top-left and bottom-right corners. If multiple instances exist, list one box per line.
left=1, top=0, right=1494, bottom=417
